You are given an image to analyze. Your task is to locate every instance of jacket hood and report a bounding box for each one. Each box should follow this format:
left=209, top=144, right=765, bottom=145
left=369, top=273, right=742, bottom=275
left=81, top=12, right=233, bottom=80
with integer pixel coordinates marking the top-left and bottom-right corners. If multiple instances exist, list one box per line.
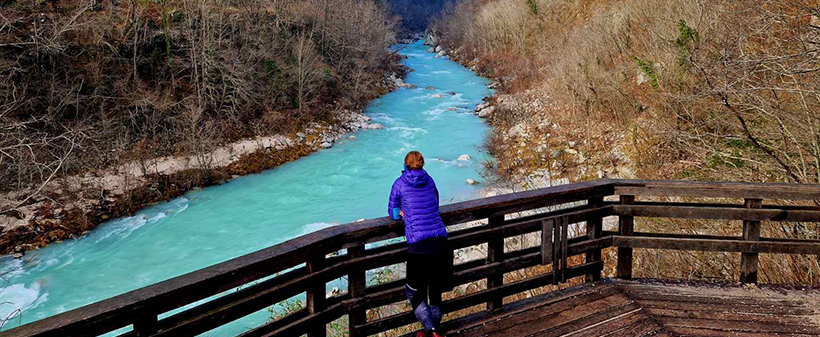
left=401, top=166, right=430, bottom=188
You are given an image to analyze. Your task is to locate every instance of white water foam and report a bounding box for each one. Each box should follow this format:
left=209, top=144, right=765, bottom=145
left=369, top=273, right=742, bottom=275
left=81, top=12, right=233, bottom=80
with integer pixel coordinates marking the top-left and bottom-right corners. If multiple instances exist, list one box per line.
left=0, top=282, right=47, bottom=322
left=388, top=126, right=428, bottom=139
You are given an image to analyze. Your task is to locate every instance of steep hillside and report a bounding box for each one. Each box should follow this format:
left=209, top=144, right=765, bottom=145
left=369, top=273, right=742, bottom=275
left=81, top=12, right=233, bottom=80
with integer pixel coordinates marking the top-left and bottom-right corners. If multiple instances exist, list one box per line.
left=0, top=0, right=400, bottom=253
left=433, top=0, right=820, bottom=284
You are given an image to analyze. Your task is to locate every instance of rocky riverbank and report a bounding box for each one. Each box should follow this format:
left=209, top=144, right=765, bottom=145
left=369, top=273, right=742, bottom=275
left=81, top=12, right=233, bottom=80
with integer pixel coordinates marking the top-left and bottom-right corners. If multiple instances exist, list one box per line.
left=422, top=33, right=635, bottom=190
left=0, top=77, right=404, bottom=257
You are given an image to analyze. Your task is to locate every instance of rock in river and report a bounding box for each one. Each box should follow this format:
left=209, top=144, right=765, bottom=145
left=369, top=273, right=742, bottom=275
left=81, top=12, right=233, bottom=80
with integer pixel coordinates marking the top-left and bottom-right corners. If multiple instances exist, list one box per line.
left=477, top=106, right=496, bottom=118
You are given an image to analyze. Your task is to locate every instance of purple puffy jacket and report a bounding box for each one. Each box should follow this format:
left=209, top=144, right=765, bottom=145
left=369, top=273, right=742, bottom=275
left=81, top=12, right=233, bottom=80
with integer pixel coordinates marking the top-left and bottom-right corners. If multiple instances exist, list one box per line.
left=388, top=167, right=447, bottom=244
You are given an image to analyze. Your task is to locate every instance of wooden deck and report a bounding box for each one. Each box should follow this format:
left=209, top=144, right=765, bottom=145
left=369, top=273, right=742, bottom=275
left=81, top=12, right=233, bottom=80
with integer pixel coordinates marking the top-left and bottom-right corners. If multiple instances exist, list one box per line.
left=442, top=279, right=820, bottom=337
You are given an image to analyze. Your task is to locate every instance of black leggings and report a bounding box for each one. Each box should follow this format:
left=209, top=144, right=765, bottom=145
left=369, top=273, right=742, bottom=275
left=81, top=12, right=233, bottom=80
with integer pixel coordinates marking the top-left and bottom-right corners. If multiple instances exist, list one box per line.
left=406, top=253, right=447, bottom=308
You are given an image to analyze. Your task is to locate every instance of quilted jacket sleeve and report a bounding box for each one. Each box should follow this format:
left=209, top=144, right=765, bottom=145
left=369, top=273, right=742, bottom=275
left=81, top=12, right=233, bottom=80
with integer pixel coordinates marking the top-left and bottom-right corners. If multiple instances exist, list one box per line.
left=388, top=179, right=402, bottom=219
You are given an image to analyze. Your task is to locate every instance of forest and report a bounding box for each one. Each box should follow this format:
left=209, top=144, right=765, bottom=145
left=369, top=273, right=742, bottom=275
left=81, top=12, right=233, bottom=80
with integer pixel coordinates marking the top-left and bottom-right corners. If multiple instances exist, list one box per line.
left=0, top=0, right=398, bottom=194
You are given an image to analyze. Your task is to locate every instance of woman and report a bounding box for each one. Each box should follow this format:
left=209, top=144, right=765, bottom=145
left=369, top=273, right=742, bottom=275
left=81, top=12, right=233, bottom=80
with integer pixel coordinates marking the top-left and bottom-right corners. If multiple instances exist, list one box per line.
left=388, top=151, right=450, bottom=337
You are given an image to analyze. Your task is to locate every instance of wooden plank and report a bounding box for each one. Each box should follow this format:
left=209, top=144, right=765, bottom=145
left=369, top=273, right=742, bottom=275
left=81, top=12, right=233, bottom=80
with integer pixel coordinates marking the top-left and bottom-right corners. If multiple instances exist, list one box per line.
left=667, top=326, right=820, bottom=337
left=636, top=299, right=814, bottom=315
left=448, top=283, right=619, bottom=334
left=611, top=236, right=820, bottom=254
left=457, top=285, right=624, bottom=336
left=741, top=198, right=763, bottom=284
left=617, top=195, right=635, bottom=280
left=645, top=308, right=814, bottom=325
left=599, top=319, right=667, bottom=337
left=566, top=311, right=650, bottom=337
left=586, top=198, right=604, bottom=283
left=487, top=215, right=505, bottom=311
left=603, top=230, right=820, bottom=244
left=534, top=305, right=643, bottom=337
left=541, top=219, right=554, bottom=265
left=488, top=294, right=636, bottom=336
left=658, top=316, right=820, bottom=334
left=625, top=291, right=804, bottom=308
left=612, top=180, right=820, bottom=200
left=612, top=204, right=820, bottom=222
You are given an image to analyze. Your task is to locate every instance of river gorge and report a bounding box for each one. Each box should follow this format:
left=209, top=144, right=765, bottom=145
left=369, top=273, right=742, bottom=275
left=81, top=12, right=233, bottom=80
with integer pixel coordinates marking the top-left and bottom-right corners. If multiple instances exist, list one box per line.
left=0, top=41, right=493, bottom=336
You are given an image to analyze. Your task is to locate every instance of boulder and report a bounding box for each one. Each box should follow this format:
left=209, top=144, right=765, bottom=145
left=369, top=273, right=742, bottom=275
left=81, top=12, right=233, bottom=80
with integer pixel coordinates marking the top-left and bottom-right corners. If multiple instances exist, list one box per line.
left=320, top=142, right=333, bottom=149
left=637, top=70, right=649, bottom=85
left=466, top=179, right=478, bottom=185
left=430, top=93, right=444, bottom=98
left=448, top=91, right=456, bottom=96
left=475, top=102, right=490, bottom=112
left=435, top=45, right=443, bottom=53
left=349, top=135, right=357, bottom=140
left=425, top=86, right=436, bottom=90
left=507, top=123, right=527, bottom=138
left=296, top=132, right=306, bottom=139
left=477, top=106, right=496, bottom=118
left=427, top=47, right=435, bottom=53
left=457, top=154, right=472, bottom=161
left=436, top=50, right=447, bottom=58
left=367, top=123, right=385, bottom=130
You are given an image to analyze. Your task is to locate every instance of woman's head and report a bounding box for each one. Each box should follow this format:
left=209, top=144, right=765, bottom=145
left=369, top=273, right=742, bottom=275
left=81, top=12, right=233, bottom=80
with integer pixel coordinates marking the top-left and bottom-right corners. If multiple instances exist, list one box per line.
left=405, top=151, right=424, bottom=170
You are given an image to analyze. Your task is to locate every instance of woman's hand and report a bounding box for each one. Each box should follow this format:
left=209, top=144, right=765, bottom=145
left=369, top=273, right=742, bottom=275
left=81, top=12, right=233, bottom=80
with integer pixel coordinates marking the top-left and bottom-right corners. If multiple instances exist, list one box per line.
left=400, top=210, right=404, bottom=218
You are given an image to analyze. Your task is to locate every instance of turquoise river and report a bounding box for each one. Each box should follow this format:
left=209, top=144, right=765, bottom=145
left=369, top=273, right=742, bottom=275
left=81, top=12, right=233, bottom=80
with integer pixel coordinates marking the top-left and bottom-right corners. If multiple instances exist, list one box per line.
left=0, top=41, right=492, bottom=336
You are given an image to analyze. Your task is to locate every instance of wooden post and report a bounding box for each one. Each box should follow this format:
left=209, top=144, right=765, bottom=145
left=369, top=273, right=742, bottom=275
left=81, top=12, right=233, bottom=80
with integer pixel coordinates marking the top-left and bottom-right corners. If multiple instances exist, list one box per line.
left=133, top=313, right=158, bottom=337
left=487, top=214, right=505, bottom=311
left=348, top=245, right=366, bottom=337
left=552, top=218, right=560, bottom=285
left=741, top=198, right=763, bottom=284
left=617, top=195, right=635, bottom=279
left=585, top=197, right=604, bottom=282
left=307, top=253, right=327, bottom=337
left=541, top=219, right=554, bottom=266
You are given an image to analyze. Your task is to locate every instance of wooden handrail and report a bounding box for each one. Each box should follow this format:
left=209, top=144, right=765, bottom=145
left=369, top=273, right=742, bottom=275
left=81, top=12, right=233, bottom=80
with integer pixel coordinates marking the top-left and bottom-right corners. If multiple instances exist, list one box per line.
left=2, top=179, right=819, bottom=337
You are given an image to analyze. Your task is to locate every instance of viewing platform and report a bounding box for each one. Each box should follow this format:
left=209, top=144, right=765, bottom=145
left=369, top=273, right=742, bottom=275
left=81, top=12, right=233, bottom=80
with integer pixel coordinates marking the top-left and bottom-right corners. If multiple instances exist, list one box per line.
left=441, top=279, right=820, bottom=337
left=3, top=179, right=820, bottom=337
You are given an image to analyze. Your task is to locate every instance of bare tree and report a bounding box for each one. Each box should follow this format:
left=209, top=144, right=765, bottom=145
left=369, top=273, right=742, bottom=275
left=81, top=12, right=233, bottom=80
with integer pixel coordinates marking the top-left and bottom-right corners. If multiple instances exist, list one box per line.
left=292, top=30, right=324, bottom=114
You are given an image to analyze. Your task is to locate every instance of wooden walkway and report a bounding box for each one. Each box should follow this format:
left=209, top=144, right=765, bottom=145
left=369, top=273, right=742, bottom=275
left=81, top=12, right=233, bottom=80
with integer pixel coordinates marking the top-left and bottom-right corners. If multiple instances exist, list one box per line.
left=443, top=279, right=820, bottom=337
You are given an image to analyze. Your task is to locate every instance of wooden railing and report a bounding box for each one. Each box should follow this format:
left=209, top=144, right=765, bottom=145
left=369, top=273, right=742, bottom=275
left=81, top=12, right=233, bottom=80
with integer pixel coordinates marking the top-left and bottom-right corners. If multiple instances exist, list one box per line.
left=2, top=179, right=820, bottom=337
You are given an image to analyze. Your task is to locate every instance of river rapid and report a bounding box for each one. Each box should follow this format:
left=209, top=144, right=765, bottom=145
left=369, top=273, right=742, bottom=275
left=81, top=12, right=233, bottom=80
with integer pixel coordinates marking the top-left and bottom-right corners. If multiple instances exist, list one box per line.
left=0, top=40, right=493, bottom=335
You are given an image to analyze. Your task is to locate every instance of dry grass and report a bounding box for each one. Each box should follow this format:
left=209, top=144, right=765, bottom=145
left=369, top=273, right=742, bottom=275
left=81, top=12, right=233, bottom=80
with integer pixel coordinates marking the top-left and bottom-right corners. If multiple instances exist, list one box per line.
left=433, top=0, right=820, bottom=286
